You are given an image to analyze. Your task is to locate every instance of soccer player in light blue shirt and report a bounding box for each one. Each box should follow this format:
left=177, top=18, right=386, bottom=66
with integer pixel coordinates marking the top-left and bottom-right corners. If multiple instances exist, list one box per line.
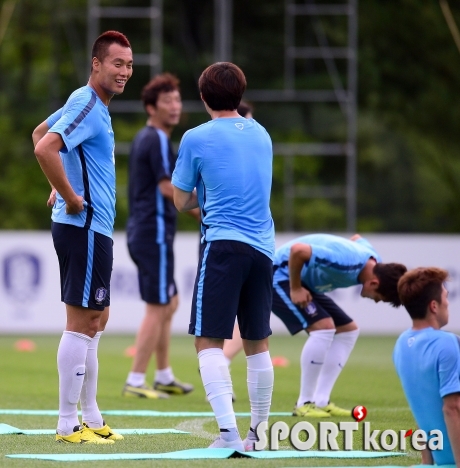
left=224, top=233, right=407, bottom=422
left=274, top=233, right=383, bottom=296
left=44, top=88, right=115, bottom=237
left=172, top=62, right=275, bottom=451
left=33, top=31, right=132, bottom=444
left=172, top=106, right=274, bottom=259
left=394, top=267, right=460, bottom=466
left=274, top=233, right=406, bottom=417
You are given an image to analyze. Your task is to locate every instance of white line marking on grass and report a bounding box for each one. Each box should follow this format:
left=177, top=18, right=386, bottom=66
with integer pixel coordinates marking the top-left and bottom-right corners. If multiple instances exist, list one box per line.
left=175, top=418, right=215, bottom=440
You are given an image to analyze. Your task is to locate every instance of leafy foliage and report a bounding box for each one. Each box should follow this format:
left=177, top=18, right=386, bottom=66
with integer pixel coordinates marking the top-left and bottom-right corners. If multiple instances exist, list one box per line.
left=1, top=0, right=460, bottom=232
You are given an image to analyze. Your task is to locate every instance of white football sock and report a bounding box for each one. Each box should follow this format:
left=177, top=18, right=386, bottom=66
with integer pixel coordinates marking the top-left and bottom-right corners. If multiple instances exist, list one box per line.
left=314, top=329, right=360, bottom=407
left=126, top=372, right=146, bottom=387
left=80, top=331, right=104, bottom=428
left=155, top=366, right=175, bottom=385
left=198, top=348, right=237, bottom=434
left=246, top=351, right=274, bottom=431
left=297, top=329, right=335, bottom=408
left=56, top=331, right=91, bottom=435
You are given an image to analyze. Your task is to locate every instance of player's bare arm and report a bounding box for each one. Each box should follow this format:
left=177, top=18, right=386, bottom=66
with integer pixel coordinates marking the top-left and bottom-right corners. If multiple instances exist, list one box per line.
left=158, top=178, right=175, bottom=201
left=34, top=132, right=84, bottom=215
left=350, top=234, right=362, bottom=241
left=32, top=120, right=50, bottom=147
left=189, top=208, right=201, bottom=222
left=289, top=243, right=313, bottom=308
left=420, top=446, right=434, bottom=465
left=32, top=121, right=57, bottom=206
left=160, top=179, right=200, bottom=221
left=173, top=186, right=199, bottom=212
left=442, top=393, right=460, bottom=466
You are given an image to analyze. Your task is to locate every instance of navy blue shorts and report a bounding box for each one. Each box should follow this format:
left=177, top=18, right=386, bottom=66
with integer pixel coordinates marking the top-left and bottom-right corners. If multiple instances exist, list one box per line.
left=128, top=238, right=177, bottom=305
left=189, top=240, right=273, bottom=340
left=52, top=222, right=112, bottom=311
left=272, top=280, right=353, bottom=335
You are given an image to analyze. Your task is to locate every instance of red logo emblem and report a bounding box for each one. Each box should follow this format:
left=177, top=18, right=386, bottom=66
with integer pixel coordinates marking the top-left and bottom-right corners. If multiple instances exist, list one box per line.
left=352, top=405, right=367, bottom=422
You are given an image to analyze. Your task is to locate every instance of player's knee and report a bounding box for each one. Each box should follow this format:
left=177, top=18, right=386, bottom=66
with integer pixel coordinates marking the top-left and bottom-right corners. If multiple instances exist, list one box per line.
left=307, top=317, right=335, bottom=332
left=336, top=321, right=359, bottom=333
left=170, top=294, right=179, bottom=312
left=86, top=315, right=103, bottom=337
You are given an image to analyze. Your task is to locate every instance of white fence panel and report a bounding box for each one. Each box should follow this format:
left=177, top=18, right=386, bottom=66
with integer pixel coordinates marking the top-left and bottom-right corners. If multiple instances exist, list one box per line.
left=1, top=232, right=459, bottom=334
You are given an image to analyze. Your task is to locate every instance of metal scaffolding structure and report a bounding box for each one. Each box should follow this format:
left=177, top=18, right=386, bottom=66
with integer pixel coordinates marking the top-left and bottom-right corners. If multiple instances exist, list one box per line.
left=244, top=0, right=357, bottom=231
left=87, top=0, right=163, bottom=112
left=86, top=0, right=357, bottom=231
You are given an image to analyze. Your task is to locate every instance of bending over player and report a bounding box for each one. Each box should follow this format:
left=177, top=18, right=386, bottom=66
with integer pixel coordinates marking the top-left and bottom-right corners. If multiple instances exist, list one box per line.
left=223, top=233, right=407, bottom=417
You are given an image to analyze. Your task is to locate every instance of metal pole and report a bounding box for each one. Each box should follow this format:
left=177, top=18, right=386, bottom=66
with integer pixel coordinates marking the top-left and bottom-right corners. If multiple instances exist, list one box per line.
left=214, top=0, right=232, bottom=62
left=87, top=0, right=98, bottom=73
left=151, top=0, right=163, bottom=76
left=284, top=155, right=294, bottom=231
left=284, top=0, right=295, bottom=90
left=346, top=0, right=357, bottom=232
left=50, top=0, right=60, bottom=111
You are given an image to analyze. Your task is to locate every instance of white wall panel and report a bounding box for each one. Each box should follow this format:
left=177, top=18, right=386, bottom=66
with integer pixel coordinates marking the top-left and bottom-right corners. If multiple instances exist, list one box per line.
left=1, top=232, right=459, bottom=334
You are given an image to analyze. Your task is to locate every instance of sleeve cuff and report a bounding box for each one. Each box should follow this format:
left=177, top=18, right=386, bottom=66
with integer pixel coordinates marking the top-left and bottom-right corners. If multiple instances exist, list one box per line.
left=171, top=176, right=194, bottom=192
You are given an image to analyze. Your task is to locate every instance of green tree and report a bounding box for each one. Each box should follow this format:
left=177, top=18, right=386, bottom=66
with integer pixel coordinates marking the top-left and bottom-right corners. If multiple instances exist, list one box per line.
left=1, top=0, right=460, bottom=232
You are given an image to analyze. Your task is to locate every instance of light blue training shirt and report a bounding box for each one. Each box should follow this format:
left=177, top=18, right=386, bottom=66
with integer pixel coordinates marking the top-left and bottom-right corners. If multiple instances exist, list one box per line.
left=393, top=327, right=460, bottom=465
left=273, top=233, right=382, bottom=292
left=46, top=86, right=115, bottom=238
left=172, top=117, right=275, bottom=259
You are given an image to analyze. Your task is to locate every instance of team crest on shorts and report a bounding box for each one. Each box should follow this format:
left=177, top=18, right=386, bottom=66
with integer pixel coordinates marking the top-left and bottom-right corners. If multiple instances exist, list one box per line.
left=95, top=287, right=107, bottom=305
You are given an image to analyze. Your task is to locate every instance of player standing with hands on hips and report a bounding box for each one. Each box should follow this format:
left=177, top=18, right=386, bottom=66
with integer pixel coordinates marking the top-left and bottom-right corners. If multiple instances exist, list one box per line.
left=32, top=31, right=132, bottom=444
left=172, top=62, right=275, bottom=451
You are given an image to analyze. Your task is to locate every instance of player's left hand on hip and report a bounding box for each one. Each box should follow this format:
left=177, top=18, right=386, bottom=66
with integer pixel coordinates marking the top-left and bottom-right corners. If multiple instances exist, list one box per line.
left=65, top=195, right=85, bottom=214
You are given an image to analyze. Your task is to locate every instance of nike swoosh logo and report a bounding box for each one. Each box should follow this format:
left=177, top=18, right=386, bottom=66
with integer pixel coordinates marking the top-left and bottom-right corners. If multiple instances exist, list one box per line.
left=310, top=361, right=323, bottom=365
left=76, top=372, right=86, bottom=376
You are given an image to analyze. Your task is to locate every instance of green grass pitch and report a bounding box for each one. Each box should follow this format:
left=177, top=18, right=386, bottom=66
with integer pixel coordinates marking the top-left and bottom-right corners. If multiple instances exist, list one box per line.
left=0, top=334, right=419, bottom=467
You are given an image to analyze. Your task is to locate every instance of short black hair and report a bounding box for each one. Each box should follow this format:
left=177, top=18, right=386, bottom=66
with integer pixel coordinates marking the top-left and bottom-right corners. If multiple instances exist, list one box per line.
left=199, top=62, right=246, bottom=111
left=374, top=263, right=408, bottom=307
left=91, top=30, right=131, bottom=64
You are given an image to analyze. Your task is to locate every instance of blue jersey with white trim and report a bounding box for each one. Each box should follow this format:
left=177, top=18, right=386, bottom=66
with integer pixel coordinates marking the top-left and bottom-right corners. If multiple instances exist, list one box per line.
left=273, top=234, right=381, bottom=292
left=47, top=86, right=115, bottom=238
left=393, top=328, right=460, bottom=465
left=172, top=117, right=275, bottom=259
left=126, top=126, right=176, bottom=244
